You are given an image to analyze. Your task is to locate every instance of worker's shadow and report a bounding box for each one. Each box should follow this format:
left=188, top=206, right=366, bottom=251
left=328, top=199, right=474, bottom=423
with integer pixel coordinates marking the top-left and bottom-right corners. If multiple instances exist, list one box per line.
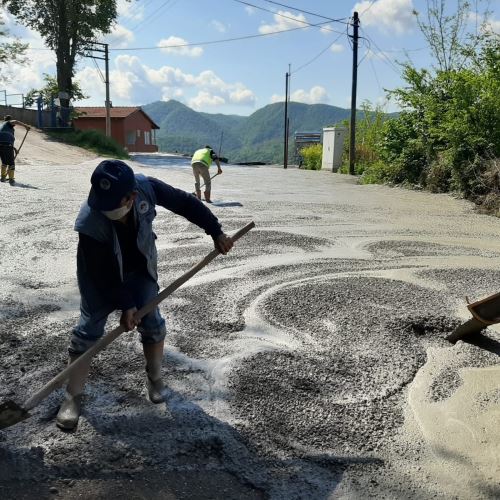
left=0, top=386, right=385, bottom=499
left=9, top=182, right=40, bottom=190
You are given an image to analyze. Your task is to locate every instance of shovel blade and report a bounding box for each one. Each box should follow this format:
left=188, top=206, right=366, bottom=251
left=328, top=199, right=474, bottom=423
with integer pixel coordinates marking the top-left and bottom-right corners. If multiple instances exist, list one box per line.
left=447, top=317, right=486, bottom=343
left=0, top=400, right=30, bottom=430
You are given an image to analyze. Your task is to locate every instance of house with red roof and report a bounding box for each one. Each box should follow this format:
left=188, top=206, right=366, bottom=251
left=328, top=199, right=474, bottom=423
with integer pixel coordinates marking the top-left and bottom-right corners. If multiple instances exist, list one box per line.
left=73, top=107, right=160, bottom=153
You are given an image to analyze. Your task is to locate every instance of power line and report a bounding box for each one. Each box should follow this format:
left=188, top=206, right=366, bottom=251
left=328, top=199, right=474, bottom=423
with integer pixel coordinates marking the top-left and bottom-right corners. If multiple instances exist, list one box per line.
left=359, top=28, right=400, bottom=74
left=25, top=20, right=332, bottom=53
left=292, top=31, right=345, bottom=74
left=368, top=56, right=383, bottom=96
left=231, top=0, right=349, bottom=33
left=129, top=0, right=177, bottom=33
left=359, top=0, right=377, bottom=17
left=91, top=57, right=105, bottom=83
left=261, top=0, right=348, bottom=23
left=110, top=20, right=332, bottom=51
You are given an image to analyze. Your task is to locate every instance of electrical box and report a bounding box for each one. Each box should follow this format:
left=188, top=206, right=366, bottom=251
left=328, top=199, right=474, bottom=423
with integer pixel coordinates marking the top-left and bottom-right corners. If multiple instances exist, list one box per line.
left=322, top=127, right=347, bottom=172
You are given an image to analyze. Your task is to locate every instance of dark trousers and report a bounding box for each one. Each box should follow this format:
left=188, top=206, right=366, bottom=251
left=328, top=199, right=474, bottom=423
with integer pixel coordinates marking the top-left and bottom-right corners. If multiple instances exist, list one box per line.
left=0, top=143, right=15, bottom=167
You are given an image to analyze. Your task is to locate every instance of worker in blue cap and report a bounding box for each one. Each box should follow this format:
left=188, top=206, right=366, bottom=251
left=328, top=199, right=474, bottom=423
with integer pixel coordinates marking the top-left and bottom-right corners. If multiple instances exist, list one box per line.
left=56, top=159, right=233, bottom=430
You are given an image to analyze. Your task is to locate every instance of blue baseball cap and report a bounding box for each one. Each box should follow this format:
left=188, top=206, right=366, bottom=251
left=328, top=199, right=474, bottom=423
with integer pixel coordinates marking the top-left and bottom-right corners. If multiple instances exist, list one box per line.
left=87, top=160, right=137, bottom=211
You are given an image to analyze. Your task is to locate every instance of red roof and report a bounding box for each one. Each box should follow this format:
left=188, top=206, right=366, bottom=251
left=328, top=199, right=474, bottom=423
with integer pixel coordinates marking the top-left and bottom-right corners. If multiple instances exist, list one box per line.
left=74, top=106, right=160, bottom=129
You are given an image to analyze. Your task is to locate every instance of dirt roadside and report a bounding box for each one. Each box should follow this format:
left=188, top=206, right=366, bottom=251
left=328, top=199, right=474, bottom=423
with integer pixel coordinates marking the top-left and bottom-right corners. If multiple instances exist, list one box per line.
left=15, top=127, right=96, bottom=167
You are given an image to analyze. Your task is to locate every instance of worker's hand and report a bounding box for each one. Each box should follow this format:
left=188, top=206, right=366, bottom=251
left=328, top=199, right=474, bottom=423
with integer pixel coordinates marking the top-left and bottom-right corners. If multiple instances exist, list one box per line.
left=120, top=307, right=140, bottom=331
left=214, top=233, right=233, bottom=254
left=217, top=168, right=223, bottom=175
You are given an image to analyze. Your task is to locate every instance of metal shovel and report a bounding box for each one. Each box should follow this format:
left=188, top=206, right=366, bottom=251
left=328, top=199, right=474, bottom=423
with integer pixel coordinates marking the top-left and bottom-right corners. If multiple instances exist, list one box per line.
left=0, top=221, right=255, bottom=430
left=447, top=291, right=500, bottom=343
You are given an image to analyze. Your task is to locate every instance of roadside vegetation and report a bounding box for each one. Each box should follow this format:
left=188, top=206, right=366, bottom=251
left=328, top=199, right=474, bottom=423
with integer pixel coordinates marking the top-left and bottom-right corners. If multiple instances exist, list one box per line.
left=301, top=143, right=323, bottom=170
left=47, top=129, right=129, bottom=159
left=326, top=1, right=500, bottom=213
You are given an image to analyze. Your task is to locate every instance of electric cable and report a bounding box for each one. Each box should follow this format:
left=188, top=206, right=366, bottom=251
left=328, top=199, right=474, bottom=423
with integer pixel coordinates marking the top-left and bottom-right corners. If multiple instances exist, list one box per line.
left=231, top=0, right=349, bottom=33
left=359, top=28, right=400, bottom=74
left=110, top=20, right=333, bottom=51
left=129, top=0, right=176, bottom=33
left=292, top=31, right=345, bottom=74
left=261, top=0, right=349, bottom=23
left=91, top=57, right=105, bottom=82
left=358, top=0, right=377, bottom=17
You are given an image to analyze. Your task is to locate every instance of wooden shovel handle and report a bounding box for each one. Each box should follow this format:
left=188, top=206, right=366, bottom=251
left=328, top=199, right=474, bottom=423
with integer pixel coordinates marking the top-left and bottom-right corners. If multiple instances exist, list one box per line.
left=14, top=128, right=29, bottom=160
left=23, top=221, right=255, bottom=411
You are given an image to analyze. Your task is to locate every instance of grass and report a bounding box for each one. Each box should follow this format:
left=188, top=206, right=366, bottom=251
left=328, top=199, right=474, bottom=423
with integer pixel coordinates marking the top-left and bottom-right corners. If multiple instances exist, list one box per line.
left=47, top=129, right=129, bottom=159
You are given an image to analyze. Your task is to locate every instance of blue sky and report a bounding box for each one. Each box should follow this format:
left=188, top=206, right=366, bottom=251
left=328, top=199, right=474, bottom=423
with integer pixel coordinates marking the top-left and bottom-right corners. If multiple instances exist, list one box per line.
left=3, top=0, right=500, bottom=115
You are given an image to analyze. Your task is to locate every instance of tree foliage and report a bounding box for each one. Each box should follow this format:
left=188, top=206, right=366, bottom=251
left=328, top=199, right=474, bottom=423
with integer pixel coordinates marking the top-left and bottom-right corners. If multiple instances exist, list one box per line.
left=363, top=33, right=500, bottom=197
left=24, top=73, right=88, bottom=107
left=2, top=0, right=121, bottom=100
left=0, top=19, right=28, bottom=82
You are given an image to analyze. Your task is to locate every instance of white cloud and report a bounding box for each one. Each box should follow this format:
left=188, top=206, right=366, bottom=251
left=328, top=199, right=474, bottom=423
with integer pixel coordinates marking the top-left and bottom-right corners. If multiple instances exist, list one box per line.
left=189, top=91, right=225, bottom=110
left=158, top=36, right=203, bottom=57
left=468, top=12, right=500, bottom=34
left=259, top=10, right=308, bottom=34
left=320, top=24, right=333, bottom=35
left=485, top=18, right=500, bottom=34
left=117, top=0, right=144, bottom=20
left=245, top=6, right=255, bottom=15
left=104, top=24, right=134, bottom=48
left=0, top=13, right=56, bottom=96
left=330, top=43, right=344, bottom=53
left=292, top=86, right=329, bottom=104
left=162, top=88, right=184, bottom=101
left=271, top=86, right=329, bottom=104
left=75, top=55, right=256, bottom=110
left=211, top=20, right=227, bottom=33
left=229, top=87, right=255, bottom=105
left=353, top=0, right=416, bottom=35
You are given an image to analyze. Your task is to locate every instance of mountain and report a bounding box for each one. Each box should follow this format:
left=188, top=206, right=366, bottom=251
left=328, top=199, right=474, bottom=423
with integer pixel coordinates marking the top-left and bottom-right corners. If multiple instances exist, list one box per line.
left=142, top=100, right=356, bottom=163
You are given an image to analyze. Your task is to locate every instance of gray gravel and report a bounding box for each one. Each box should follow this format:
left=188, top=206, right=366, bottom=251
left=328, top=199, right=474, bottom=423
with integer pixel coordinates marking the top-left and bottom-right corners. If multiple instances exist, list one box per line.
left=1, top=161, right=499, bottom=499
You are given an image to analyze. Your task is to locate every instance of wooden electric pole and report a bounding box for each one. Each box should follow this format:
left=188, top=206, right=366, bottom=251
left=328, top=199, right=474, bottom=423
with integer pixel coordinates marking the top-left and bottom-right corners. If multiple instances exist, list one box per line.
left=349, top=11, right=359, bottom=175
left=104, top=43, right=111, bottom=137
left=283, top=70, right=289, bottom=169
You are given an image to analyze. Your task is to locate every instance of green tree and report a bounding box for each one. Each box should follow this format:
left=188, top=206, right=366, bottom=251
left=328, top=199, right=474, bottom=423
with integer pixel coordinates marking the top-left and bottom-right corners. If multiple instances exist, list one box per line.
left=2, top=0, right=123, bottom=106
left=0, top=19, right=28, bottom=81
left=24, top=73, right=88, bottom=107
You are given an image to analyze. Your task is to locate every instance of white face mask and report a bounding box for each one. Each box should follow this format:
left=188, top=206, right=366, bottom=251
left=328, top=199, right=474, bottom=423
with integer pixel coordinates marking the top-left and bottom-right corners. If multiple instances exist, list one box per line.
left=102, top=202, right=132, bottom=220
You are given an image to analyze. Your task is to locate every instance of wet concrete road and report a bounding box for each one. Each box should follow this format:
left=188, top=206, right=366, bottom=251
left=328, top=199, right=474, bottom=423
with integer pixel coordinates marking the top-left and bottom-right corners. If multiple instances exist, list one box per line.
left=1, top=159, right=499, bottom=499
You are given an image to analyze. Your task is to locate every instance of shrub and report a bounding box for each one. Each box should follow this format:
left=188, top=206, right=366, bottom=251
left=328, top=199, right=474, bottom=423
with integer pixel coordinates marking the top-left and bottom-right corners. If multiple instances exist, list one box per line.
left=300, top=144, right=323, bottom=170
left=48, top=129, right=129, bottom=159
left=361, top=161, right=403, bottom=184
left=425, top=153, right=454, bottom=193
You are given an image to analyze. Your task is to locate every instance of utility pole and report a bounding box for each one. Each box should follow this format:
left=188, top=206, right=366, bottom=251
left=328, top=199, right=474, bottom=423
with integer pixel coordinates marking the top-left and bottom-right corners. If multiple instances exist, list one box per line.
left=81, top=41, right=111, bottom=137
left=283, top=70, right=289, bottom=169
left=104, top=43, right=111, bottom=137
left=349, top=11, right=359, bottom=175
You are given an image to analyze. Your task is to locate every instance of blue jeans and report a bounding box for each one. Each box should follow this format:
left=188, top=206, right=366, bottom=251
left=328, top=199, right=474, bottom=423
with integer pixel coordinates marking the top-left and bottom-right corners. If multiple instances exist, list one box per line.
left=69, top=271, right=166, bottom=355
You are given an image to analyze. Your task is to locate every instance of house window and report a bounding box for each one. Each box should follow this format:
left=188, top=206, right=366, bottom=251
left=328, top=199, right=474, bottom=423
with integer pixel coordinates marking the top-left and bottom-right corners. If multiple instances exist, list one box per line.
left=137, top=130, right=141, bottom=137
left=144, top=131, right=151, bottom=145
left=126, top=131, right=135, bottom=145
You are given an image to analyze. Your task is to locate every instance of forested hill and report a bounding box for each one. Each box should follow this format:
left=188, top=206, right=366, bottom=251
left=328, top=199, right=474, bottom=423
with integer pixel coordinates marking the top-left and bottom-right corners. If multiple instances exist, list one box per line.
left=141, top=99, right=354, bottom=163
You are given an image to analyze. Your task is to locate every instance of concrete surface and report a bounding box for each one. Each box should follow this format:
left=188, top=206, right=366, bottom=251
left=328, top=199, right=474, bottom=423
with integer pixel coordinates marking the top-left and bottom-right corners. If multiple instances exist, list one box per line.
left=0, top=146, right=499, bottom=499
